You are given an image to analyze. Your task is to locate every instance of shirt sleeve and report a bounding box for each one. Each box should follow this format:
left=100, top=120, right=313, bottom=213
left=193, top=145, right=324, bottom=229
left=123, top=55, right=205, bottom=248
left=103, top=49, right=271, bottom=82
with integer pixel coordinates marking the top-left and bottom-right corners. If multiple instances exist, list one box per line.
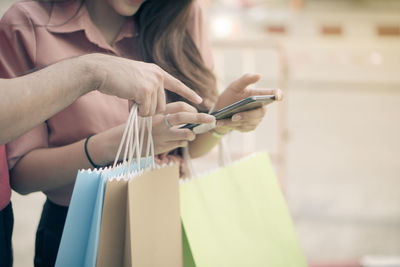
left=0, top=4, right=49, bottom=169
left=186, top=0, right=214, bottom=70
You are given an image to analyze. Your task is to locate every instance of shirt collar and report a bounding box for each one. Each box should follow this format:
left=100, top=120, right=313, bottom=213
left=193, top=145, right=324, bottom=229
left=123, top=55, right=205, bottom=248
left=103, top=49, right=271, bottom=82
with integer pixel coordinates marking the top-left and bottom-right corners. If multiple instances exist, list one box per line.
left=46, top=0, right=86, bottom=34
left=46, top=0, right=138, bottom=46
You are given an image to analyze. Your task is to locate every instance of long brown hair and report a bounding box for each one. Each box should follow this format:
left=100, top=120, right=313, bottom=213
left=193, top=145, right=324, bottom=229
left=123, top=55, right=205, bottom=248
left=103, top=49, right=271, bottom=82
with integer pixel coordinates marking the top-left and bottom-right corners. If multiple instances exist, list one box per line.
left=135, top=0, right=217, bottom=111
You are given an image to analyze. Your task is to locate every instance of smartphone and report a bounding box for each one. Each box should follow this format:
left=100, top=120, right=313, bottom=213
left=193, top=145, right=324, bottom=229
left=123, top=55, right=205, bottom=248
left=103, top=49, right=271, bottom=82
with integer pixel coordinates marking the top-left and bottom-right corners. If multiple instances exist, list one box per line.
left=180, top=95, right=276, bottom=130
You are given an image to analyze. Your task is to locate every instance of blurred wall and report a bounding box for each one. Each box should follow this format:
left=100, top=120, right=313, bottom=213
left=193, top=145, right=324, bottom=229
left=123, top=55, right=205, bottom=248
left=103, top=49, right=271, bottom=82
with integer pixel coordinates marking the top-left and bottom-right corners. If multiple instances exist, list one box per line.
left=206, top=0, right=400, bottom=263
left=0, top=0, right=15, bottom=15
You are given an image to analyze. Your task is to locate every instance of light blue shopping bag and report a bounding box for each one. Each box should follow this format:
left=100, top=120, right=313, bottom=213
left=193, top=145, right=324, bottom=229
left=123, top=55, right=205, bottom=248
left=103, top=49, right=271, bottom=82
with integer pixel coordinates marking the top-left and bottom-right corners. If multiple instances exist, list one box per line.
left=55, top=169, right=105, bottom=267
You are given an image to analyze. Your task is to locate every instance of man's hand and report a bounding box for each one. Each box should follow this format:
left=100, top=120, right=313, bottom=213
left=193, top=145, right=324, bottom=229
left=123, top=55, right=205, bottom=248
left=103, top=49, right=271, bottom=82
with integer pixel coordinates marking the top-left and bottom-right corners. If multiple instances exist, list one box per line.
left=81, top=54, right=203, bottom=117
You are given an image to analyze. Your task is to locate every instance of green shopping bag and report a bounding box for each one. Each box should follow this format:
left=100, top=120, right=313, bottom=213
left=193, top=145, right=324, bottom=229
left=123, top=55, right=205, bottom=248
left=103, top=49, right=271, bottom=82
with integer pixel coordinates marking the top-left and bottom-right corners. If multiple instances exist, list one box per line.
left=180, top=152, right=307, bottom=267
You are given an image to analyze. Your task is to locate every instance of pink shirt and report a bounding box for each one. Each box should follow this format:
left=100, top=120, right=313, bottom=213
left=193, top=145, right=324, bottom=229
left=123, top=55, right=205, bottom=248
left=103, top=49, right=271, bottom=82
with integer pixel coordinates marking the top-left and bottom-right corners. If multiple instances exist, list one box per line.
left=0, top=146, right=11, bottom=211
left=0, top=0, right=212, bottom=206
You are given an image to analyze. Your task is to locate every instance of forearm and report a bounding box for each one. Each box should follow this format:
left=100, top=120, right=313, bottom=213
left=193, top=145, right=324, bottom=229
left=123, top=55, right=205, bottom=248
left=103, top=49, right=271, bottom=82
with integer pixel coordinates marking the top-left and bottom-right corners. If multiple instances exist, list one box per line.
left=10, top=140, right=88, bottom=195
left=0, top=56, right=99, bottom=145
left=10, top=130, right=117, bottom=195
left=10, top=138, right=97, bottom=195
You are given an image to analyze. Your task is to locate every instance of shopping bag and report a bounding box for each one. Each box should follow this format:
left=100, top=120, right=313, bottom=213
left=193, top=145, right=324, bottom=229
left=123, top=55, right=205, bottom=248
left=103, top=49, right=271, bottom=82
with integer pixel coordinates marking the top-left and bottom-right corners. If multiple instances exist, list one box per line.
left=96, top=178, right=128, bottom=267
left=95, top=163, right=181, bottom=267
left=125, top=163, right=182, bottom=267
left=55, top=169, right=106, bottom=267
left=180, top=152, right=307, bottom=267
left=55, top=162, right=148, bottom=267
left=57, top=105, right=182, bottom=267
left=182, top=224, right=196, bottom=267
left=90, top=106, right=182, bottom=267
left=55, top=162, right=149, bottom=266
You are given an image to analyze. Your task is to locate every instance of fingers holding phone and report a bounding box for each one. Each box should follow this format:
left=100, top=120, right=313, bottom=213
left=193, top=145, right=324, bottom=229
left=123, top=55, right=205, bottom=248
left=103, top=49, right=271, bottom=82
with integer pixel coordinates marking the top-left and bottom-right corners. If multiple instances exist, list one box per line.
left=214, top=73, right=282, bottom=111
left=209, top=73, right=282, bottom=135
left=152, top=102, right=215, bottom=154
left=215, top=106, right=267, bottom=133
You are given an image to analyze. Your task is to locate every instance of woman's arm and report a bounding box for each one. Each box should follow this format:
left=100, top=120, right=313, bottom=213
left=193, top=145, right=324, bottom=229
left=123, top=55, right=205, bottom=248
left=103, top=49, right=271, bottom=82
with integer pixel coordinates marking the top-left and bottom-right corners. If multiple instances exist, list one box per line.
left=10, top=140, right=92, bottom=195
left=10, top=102, right=214, bottom=195
left=10, top=122, right=130, bottom=195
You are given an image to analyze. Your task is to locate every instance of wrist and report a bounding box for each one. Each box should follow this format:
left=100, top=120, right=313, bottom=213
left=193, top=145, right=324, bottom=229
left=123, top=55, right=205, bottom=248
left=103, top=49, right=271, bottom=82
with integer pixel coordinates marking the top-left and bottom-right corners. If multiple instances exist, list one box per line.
left=85, top=133, right=114, bottom=166
left=211, top=126, right=230, bottom=138
left=76, top=54, right=107, bottom=96
left=84, top=135, right=101, bottom=168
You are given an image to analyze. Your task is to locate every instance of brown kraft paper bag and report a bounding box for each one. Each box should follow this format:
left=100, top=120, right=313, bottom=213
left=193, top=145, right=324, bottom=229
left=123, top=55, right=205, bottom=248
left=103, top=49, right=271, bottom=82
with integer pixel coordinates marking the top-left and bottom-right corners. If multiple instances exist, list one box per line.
left=97, top=163, right=181, bottom=267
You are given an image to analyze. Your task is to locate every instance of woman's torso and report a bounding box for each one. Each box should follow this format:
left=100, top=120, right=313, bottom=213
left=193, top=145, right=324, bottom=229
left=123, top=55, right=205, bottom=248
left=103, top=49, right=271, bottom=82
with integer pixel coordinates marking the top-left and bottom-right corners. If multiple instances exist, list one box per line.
left=1, top=0, right=209, bottom=206
left=3, top=0, right=139, bottom=205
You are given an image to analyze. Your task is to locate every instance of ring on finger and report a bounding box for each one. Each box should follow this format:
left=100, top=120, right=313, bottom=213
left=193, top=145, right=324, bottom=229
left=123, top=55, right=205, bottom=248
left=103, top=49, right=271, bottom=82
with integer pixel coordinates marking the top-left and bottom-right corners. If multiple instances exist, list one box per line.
left=164, top=114, right=172, bottom=128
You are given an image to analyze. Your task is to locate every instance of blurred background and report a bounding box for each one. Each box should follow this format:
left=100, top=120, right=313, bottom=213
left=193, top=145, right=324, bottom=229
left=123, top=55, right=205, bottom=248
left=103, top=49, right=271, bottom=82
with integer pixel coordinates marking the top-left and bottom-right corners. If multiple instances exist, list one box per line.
left=2, top=0, right=400, bottom=266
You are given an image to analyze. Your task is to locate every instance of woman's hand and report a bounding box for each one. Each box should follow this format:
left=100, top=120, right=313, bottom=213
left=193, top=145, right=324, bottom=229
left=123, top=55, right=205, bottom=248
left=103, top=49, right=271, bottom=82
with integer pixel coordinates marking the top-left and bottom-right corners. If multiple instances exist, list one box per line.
left=152, top=102, right=215, bottom=154
left=88, top=102, right=215, bottom=165
left=213, top=73, right=283, bottom=134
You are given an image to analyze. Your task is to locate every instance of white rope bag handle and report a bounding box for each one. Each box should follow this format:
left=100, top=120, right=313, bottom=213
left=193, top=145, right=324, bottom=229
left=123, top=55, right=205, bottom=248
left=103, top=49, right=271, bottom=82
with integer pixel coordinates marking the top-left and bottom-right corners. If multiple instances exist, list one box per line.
left=112, top=105, right=155, bottom=177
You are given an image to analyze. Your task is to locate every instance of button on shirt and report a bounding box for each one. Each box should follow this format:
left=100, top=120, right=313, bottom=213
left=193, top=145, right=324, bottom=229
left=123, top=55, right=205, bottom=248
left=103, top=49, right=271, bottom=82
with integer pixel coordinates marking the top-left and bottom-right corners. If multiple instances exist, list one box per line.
left=0, top=0, right=213, bottom=206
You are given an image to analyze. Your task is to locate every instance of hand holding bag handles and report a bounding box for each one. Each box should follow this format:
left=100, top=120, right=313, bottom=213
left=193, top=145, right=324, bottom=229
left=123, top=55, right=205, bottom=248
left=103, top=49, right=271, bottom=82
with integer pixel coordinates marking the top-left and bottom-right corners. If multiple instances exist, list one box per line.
left=98, top=105, right=182, bottom=267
